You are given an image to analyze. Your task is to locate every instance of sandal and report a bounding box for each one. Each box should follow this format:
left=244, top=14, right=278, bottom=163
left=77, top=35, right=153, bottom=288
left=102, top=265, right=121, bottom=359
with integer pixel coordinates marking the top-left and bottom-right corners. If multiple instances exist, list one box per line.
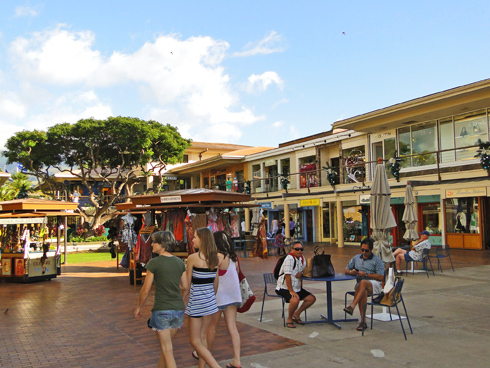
left=191, top=351, right=199, bottom=360
left=286, top=322, right=296, bottom=328
left=292, top=316, right=304, bottom=325
left=343, top=306, right=354, bottom=316
left=226, top=364, right=242, bottom=368
left=356, top=322, right=367, bottom=331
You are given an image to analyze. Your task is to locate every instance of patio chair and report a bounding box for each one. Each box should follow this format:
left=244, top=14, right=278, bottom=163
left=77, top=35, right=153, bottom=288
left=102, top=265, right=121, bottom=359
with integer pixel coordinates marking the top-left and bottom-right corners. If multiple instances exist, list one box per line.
left=429, top=244, right=455, bottom=272
left=260, top=273, right=306, bottom=327
left=363, top=278, right=413, bottom=340
left=405, top=248, right=435, bottom=278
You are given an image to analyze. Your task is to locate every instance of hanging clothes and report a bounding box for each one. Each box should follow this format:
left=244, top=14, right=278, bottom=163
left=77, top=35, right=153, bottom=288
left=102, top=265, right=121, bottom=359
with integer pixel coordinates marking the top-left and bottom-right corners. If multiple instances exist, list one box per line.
left=222, top=213, right=232, bottom=238
left=173, top=211, right=184, bottom=241
left=161, top=212, right=168, bottom=231
left=207, top=208, right=218, bottom=232
left=184, top=212, right=196, bottom=255
left=230, top=212, right=240, bottom=238
left=216, top=213, right=225, bottom=232
left=252, top=215, right=268, bottom=259
left=137, top=233, right=152, bottom=265
left=121, top=213, right=138, bottom=250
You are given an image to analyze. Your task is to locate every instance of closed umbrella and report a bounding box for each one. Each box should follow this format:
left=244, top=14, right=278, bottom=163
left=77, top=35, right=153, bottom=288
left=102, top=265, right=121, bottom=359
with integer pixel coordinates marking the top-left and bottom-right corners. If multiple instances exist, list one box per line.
left=402, top=184, right=419, bottom=242
left=370, top=159, right=396, bottom=263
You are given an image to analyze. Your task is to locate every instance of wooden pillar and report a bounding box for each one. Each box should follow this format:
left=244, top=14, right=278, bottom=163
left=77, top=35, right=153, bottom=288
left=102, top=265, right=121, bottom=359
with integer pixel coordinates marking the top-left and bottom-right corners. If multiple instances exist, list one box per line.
left=245, top=208, right=251, bottom=232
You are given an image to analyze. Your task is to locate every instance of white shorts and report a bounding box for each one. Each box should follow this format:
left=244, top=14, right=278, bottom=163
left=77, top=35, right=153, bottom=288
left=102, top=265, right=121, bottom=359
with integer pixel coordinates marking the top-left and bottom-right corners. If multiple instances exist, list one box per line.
left=356, top=280, right=382, bottom=295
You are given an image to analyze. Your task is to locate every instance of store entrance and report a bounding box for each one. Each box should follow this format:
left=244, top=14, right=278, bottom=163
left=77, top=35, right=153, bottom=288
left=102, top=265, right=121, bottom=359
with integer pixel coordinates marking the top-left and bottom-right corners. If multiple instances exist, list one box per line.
left=305, top=209, right=313, bottom=241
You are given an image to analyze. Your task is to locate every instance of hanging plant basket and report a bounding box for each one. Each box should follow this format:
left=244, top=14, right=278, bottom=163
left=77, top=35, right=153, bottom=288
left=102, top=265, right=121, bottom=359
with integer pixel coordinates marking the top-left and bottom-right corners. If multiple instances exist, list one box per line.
left=475, top=139, right=490, bottom=176
left=322, top=162, right=337, bottom=188
left=388, top=151, right=401, bottom=182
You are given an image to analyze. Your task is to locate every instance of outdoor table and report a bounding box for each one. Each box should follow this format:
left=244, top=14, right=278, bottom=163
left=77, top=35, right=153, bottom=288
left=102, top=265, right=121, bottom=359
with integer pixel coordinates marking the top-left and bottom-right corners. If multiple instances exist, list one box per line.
left=302, top=273, right=358, bottom=329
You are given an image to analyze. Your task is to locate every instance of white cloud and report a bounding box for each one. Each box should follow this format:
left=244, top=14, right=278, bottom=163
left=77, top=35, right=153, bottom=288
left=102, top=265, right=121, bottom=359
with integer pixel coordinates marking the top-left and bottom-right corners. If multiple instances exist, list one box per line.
left=7, top=26, right=269, bottom=143
left=0, top=92, right=26, bottom=119
left=272, top=121, right=284, bottom=128
left=245, top=71, right=284, bottom=93
left=232, top=31, right=285, bottom=57
left=272, top=98, right=289, bottom=110
left=14, top=6, right=39, bottom=17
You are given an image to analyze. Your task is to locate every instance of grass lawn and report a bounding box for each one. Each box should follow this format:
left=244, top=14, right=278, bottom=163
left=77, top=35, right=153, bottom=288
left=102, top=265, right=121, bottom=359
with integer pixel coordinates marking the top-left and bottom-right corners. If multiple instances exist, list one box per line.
left=62, top=251, right=114, bottom=264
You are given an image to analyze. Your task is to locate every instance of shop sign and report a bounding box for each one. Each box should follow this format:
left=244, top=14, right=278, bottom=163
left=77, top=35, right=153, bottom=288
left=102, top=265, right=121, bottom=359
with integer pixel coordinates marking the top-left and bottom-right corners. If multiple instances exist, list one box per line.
left=359, top=195, right=370, bottom=204
left=260, top=202, right=273, bottom=209
left=28, top=256, right=56, bottom=277
left=164, top=176, right=177, bottom=180
left=446, top=188, right=486, bottom=198
left=160, top=195, right=182, bottom=203
left=300, top=198, right=320, bottom=207
left=0, top=217, right=47, bottom=225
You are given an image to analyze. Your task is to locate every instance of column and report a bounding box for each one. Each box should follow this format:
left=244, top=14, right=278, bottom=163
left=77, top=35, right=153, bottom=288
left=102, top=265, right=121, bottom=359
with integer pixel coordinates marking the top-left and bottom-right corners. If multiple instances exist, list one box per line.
left=337, top=199, right=344, bottom=248
left=244, top=208, right=251, bottom=232
left=284, top=204, right=290, bottom=239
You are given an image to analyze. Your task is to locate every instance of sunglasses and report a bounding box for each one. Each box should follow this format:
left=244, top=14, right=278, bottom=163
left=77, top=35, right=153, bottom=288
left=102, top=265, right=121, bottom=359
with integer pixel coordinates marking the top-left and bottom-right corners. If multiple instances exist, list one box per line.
left=293, top=248, right=304, bottom=251
left=360, top=248, right=371, bottom=253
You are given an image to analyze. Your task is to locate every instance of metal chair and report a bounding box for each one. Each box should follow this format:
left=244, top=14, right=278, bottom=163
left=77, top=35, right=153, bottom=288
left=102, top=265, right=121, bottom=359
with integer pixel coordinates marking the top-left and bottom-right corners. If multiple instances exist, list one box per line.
left=405, top=248, right=435, bottom=278
left=363, top=278, right=413, bottom=340
left=260, top=273, right=306, bottom=327
left=429, top=244, right=455, bottom=272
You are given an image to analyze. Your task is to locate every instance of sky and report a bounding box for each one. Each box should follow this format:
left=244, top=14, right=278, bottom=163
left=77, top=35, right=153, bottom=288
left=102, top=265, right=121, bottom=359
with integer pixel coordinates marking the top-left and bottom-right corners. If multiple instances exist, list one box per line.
left=2, top=1, right=490, bottom=171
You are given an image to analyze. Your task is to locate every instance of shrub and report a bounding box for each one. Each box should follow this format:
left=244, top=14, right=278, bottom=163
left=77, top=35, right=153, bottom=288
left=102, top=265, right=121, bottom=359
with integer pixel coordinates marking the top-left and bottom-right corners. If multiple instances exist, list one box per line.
left=94, top=225, right=105, bottom=237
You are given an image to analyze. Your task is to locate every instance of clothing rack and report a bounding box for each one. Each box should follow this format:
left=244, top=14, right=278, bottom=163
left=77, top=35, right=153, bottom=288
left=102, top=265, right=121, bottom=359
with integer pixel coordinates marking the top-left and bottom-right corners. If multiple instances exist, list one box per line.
left=130, top=225, right=155, bottom=286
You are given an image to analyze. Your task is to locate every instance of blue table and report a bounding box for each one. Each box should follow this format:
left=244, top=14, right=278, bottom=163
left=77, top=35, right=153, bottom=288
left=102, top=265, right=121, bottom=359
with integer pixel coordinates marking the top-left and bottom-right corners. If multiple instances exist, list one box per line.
left=234, top=239, right=255, bottom=258
left=302, top=273, right=358, bottom=329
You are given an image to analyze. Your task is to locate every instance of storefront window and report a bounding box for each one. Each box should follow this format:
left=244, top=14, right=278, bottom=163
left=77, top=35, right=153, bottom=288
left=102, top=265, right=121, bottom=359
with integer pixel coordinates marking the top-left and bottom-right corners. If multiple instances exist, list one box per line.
left=412, top=121, right=437, bottom=166
left=398, top=127, right=411, bottom=168
left=445, top=197, right=479, bottom=234
left=322, top=204, right=330, bottom=238
left=420, top=203, right=441, bottom=235
left=342, top=146, right=365, bottom=184
left=299, top=156, right=318, bottom=188
left=454, top=110, right=487, bottom=161
left=343, top=205, right=362, bottom=242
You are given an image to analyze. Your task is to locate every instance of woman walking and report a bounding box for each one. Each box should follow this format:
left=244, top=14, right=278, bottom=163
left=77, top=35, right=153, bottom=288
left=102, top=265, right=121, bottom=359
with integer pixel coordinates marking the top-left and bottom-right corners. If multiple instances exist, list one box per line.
left=193, top=231, right=242, bottom=367
left=185, top=227, right=222, bottom=368
left=134, top=231, right=187, bottom=368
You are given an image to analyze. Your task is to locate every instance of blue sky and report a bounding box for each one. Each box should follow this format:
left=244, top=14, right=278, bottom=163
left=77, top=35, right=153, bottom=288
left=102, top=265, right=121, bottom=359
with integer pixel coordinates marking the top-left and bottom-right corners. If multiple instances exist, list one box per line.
left=2, top=0, right=490, bottom=172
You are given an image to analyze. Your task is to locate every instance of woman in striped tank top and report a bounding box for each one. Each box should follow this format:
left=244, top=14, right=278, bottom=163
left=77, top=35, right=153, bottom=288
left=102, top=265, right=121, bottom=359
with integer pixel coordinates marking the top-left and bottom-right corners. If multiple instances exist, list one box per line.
left=185, top=227, right=221, bottom=368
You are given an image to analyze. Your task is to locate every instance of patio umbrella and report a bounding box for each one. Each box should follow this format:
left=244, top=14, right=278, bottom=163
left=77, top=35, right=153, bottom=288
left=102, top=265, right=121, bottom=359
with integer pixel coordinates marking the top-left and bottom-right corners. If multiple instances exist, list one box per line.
left=370, top=159, right=396, bottom=263
left=402, top=184, right=419, bottom=242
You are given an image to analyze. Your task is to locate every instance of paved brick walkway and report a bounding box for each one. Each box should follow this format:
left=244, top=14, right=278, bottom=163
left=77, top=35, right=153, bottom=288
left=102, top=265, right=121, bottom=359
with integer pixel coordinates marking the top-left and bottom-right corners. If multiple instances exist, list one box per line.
left=1, top=243, right=489, bottom=367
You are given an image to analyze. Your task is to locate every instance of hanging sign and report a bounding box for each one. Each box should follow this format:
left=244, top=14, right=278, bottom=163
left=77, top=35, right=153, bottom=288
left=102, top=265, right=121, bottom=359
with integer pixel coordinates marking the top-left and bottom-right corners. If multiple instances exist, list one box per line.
left=160, top=195, right=182, bottom=203
left=300, top=198, right=320, bottom=207
left=260, top=202, right=273, bottom=209
left=0, top=217, right=47, bottom=225
left=446, top=188, right=486, bottom=198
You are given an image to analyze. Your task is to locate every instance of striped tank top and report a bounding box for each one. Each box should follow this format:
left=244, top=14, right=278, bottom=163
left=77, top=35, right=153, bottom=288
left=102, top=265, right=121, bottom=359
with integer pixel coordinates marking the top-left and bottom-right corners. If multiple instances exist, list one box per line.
left=185, top=267, right=218, bottom=317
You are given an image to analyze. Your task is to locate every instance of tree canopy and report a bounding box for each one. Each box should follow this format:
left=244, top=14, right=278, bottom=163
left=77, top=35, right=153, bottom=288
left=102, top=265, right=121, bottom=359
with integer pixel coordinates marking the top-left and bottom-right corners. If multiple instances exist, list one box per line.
left=2, top=117, right=191, bottom=228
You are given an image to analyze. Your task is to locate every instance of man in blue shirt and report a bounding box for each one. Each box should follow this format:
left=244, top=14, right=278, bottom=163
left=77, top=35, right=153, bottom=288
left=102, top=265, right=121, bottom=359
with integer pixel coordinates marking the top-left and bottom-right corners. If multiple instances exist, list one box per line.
left=343, top=238, right=384, bottom=331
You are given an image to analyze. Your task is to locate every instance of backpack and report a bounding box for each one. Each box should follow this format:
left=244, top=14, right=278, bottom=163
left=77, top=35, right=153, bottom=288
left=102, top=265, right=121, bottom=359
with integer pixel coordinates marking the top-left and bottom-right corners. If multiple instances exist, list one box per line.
left=273, top=254, right=296, bottom=280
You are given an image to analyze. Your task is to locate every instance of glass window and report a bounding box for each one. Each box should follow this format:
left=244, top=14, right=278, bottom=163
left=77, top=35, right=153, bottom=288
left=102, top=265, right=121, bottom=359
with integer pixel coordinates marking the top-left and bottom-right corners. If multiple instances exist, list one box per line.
left=445, top=197, right=479, bottom=234
left=252, top=164, right=261, bottom=189
left=454, top=110, right=487, bottom=161
left=342, top=146, right=365, bottom=184
left=398, top=127, right=412, bottom=168
left=299, top=156, right=318, bottom=188
left=439, top=117, right=455, bottom=163
left=280, top=158, right=290, bottom=176
left=421, top=203, right=441, bottom=235
left=412, top=121, right=437, bottom=166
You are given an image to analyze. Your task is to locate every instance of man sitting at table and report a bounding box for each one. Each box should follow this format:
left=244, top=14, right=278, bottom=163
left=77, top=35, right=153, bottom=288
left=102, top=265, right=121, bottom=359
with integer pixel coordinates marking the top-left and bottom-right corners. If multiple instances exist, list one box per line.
left=343, top=238, right=384, bottom=331
left=393, top=230, right=432, bottom=276
left=276, top=241, right=316, bottom=328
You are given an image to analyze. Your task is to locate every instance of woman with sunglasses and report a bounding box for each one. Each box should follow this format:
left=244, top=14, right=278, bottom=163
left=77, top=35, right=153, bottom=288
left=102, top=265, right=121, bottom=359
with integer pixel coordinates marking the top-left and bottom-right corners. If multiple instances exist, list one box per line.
left=275, top=241, right=316, bottom=328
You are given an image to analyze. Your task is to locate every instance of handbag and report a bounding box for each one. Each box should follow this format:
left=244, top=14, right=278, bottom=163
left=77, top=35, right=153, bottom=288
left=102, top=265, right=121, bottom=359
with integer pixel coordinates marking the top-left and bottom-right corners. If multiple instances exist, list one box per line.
left=236, top=258, right=256, bottom=313
left=312, top=246, right=335, bottom=278
left=303, top=257, right=313, bottom=278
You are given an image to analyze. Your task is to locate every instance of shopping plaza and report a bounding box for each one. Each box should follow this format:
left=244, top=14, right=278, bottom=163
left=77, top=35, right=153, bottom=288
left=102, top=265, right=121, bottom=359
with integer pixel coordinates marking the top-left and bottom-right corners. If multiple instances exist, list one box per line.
left=166, top=78, right=490, bottom=251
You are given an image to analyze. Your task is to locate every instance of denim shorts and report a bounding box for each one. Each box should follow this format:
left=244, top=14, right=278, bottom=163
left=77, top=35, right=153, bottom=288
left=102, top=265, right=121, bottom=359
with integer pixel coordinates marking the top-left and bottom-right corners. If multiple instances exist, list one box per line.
left=218, top=302, right=241, bottom=311
left=148, top=310, right=184, bottom=331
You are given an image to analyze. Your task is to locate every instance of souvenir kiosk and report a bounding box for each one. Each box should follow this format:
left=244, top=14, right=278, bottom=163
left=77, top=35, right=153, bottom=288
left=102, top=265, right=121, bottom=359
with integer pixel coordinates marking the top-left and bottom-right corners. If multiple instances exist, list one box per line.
left=0, top=199, right=79, bottom=283
left=114, top=189, right=256, bottom=285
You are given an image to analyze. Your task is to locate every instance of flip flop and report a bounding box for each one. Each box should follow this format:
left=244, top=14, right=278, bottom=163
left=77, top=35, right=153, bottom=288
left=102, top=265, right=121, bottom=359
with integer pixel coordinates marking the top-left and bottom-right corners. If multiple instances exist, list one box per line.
left=292, top=316, right=304, bottom=325
left=286, top=322, right=296, bottom=328
left=356, top=322, right=367, bottom=331
left=226, top=364, right=242, bottom=368
left=343, top=306, right=354, bottom=316
left=191, top=351, right=199, bottom=360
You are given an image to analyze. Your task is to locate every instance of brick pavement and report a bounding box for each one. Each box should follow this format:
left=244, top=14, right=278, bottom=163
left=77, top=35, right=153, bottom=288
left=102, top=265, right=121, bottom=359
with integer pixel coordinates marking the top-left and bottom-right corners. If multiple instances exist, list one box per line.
left=1, top=243, right=489, bottom=367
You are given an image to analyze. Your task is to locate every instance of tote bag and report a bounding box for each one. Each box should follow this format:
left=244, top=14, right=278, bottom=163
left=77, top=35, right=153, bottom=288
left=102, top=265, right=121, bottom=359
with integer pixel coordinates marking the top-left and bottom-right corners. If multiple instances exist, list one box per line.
left=236, top=258, right=256, bottom=313
left=311, top=246, right=335, bottom=278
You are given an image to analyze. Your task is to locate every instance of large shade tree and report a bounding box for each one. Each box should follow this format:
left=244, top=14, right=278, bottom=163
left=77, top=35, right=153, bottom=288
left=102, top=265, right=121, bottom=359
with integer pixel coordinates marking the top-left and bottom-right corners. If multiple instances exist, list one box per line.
left=3, top=117, right=190, bottom=229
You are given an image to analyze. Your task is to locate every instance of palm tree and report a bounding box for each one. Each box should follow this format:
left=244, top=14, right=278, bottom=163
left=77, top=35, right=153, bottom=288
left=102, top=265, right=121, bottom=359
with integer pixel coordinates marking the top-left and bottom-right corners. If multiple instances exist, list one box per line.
left=0, top=185, right=15, bottom=201
left=7, top=173, right=33, bottom=199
